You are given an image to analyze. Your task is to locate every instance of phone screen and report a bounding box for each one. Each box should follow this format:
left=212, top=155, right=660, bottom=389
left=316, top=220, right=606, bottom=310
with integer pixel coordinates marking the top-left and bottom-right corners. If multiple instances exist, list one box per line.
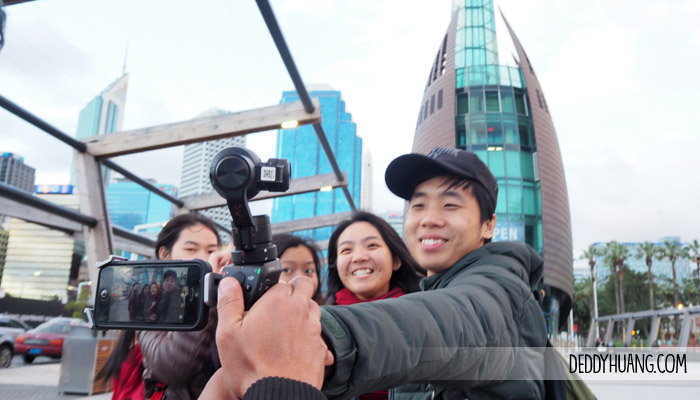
left=94, top=259, right=209, bottom=330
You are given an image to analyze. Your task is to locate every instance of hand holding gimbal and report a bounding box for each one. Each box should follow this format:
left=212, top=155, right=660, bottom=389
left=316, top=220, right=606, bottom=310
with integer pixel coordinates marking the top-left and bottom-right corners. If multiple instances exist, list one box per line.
left=204, top=147, right=291, bottom=310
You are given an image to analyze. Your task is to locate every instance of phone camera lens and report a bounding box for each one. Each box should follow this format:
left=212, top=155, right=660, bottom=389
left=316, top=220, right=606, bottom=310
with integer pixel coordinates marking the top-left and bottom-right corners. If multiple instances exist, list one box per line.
left=100, top=289, right=109, bottom=300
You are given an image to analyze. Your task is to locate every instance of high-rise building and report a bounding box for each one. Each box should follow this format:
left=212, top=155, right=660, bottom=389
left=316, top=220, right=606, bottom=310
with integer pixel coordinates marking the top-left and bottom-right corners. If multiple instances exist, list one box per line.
left=106, top=179, right=178, bottom=236
left=413, top=1, right=572, bottom=332
left=0, top=189, right=84, bottom=300
left=71, top=73, right=129, bottom=185
left=179, top=108, right=246, bottom=237
left=0, top=152, right=36, bottom=193
left=272, top=87, right=363, bottom=242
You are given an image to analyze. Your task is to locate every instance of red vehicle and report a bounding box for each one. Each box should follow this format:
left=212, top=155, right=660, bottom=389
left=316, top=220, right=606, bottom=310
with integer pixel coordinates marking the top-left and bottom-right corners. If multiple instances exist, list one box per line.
left=14, top=317, right=92, bottom=364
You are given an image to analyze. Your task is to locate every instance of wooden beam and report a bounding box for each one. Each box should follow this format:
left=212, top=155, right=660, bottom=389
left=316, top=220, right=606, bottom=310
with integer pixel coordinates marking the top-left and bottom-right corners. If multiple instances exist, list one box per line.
left=271, top=211, right=353, bottom=235
left=0, top=197, right=83, bottom=233
left=181, top=172, right=347, bottom=211
left=83, top=99, right=322, bottom=158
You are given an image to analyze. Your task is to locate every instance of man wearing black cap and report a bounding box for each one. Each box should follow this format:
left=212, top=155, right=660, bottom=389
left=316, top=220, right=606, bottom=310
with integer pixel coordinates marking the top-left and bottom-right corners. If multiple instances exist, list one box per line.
left=202, top=147, right=549, bottom=399
left=317, top=146, right=548, bottom=399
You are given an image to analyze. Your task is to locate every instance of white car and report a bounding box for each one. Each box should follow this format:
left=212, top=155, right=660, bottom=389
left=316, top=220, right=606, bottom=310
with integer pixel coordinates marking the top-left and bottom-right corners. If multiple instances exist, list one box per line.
left=0, top=329, right=14, bottom=368
left=0, top=316, right=30, bottom=340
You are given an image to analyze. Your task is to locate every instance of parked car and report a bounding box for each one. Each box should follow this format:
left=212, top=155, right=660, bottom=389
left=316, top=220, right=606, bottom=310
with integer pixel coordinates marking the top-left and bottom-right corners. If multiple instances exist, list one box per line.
left=14, top=317, right=92, bottom=364
left=0, top=330, right=14, bottom=368
left=0, top=316, right=31, bottom=339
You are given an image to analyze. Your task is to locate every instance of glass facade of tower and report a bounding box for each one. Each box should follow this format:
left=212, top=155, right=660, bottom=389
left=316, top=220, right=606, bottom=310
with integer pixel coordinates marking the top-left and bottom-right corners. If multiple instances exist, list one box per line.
left=106, top=181, right=177, bottom=236
left=272, top=90, right=362, bottom=242
left=453, top=0, right=542, bottom=253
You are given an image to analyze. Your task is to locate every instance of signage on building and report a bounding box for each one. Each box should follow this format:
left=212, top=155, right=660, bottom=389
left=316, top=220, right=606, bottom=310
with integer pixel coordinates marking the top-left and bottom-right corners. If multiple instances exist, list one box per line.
left=34, top=184, right=74, bottom=194
left=493, top=221, right=525, bottom=242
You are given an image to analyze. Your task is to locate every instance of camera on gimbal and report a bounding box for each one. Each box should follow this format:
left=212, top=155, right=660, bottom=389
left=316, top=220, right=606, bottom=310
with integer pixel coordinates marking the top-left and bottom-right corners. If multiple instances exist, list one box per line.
left=86, top=147, right=291, bottom=331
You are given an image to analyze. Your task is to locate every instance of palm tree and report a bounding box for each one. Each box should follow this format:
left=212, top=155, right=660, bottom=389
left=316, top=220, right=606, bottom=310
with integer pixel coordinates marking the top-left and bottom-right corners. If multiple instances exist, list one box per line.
left=635, top=241, right=659, bottom=310
left=604, top=241, right=630, bottom=314
left=687, top=239, right=700, bottom=288
left=657, top=241, right=683, bottom=310
left=581, top=244, right=602, bottom=344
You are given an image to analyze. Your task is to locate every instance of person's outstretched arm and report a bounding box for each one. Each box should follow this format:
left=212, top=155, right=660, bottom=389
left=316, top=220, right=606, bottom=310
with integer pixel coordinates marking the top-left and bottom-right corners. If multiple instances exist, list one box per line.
left=199, top=276, right=333, bottom=399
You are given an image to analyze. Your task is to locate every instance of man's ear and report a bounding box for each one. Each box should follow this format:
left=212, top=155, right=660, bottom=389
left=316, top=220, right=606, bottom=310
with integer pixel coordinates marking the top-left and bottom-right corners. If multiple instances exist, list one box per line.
left=157, top=246, right=169, bottom=260
left=480, top=213, right=497, bottom=240
left=392, top=256, right=402, bottom=271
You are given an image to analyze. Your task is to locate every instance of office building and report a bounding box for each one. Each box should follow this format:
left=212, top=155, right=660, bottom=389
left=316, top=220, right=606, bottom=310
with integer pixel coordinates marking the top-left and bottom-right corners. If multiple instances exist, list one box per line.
left=272, top=87, right=363, bottom=242
left=413, top=1, right=572, bottom=331
left=71, top=73, right=129, bottom=185
left=106, top=179, right=178, bottom=236
left=0, top=189, right=84, bottom=300
left=0, top=153, right=35, bottom=193
left=379, top=211, right=404, bottom=239
left=179, top=108, right=246, bottom=237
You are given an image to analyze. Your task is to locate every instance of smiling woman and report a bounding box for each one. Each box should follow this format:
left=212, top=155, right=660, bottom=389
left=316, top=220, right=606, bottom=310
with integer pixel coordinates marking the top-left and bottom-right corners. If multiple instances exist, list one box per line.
left=326, top=211, right=425, bottom=304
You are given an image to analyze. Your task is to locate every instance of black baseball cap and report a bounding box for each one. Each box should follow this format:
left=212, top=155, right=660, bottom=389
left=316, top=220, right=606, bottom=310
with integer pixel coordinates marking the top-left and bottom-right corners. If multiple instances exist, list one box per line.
left=385, top=146, right=498, bottom=207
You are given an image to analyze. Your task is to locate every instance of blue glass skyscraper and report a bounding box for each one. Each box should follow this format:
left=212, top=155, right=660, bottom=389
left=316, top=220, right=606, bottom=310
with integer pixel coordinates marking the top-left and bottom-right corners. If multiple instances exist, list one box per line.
left=272, top=88, right=362, bottom=242
left=106, top=180, right=178, bottom=236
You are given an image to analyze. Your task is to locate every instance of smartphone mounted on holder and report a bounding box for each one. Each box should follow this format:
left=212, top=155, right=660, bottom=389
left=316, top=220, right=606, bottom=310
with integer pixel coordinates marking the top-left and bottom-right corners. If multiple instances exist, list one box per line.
left=86, top=147, right=290, bottom=331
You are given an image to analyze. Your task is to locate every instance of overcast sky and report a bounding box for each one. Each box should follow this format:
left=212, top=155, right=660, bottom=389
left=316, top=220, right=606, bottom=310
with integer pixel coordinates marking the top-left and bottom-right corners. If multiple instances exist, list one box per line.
left=1, top=0, right=699, bottom=259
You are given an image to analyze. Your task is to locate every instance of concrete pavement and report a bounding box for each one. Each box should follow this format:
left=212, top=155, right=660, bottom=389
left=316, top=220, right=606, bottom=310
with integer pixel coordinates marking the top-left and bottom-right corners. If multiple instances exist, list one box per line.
left=0, top=358, right=111, bottom=400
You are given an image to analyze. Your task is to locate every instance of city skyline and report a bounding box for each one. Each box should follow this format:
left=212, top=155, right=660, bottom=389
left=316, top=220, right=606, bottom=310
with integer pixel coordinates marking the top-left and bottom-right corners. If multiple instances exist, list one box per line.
left=1, top=0, right=699, bottom=260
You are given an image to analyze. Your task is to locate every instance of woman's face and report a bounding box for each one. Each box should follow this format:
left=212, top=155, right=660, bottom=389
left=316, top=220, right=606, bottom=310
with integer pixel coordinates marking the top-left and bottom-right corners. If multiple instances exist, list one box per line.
left=160, top=223, right=219, bottom=261
left=150, top=283, right=159, bottom=296
left=279, top=245, right=318, bottom=293
left=142, top=285, right=150, bottom=295
left=335, top=221, right=401, bottom=301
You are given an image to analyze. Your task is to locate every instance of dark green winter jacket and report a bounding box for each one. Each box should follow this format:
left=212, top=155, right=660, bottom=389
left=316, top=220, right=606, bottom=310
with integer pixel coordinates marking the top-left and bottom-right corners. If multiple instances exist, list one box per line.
left=320, top=241, right=548, bottom=400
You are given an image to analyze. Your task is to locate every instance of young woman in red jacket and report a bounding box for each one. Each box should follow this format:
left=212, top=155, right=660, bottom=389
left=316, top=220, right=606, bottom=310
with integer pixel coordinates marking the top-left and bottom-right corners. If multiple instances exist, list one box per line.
left=325, top=211, right=425, bottom=400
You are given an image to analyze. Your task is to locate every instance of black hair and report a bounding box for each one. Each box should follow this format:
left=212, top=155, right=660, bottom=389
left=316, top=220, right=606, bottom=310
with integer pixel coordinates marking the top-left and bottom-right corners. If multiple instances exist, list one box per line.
left=155, top=213, right=221, bottom=259
left=326, top=211, right=425, bottom=303
left=433, top=176, right=496, bottom=244
left=163, top=270, right=177, bottom=281
left=272, top=233, right=323, bottom=303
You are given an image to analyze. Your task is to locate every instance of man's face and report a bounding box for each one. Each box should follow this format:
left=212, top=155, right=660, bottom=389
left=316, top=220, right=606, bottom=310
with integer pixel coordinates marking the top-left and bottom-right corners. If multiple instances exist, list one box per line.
left=404, top=177, right=496, bottom=275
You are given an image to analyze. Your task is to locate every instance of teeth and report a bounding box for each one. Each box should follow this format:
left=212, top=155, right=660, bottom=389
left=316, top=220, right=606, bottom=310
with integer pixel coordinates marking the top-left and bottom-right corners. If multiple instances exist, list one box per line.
left=352, top=269, right=373, bottom=276
left=421, top=238, right=445, bottom=245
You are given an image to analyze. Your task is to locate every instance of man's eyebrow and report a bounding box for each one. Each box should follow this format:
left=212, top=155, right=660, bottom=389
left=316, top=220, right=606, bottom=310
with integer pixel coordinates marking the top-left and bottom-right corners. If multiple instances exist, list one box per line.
left=410, top=191, right=427, bottom=200
left=441, top=189, right=465, bottom=200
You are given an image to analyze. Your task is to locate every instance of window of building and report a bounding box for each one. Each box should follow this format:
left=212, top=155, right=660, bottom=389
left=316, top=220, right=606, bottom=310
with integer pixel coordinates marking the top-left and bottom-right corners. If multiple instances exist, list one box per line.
left=500, top=89, right=515, bottom=114
left=523, top=182, right=536, bottom=215
left=487, top=116, right=502, bottom=146
left=430, top=94, right=435, bottom=114
left=487, top=148, right=505, bottom=178
left=518, top=121, right=531, bottom=146
left=457, top=121, right=466, bottom=149
left=503, top=119, right=518, bottom=144
left=423, top=101, right=429, bottom=120
left=495, top=178, right=507, bottom=214
left=485, top=91, right=500, bottom=112
left=457, top=94, right=469, bottom=115
left=505, top=150, right=521, bottom=178
left=514, top=93, right=527, bottom=115
left=535, top=89, right=543, bottom=109
left=437, top=90, right=443, bottom=109
left=521, top=152, right=535, bottom=180
left=470, top=88, right=484, bottom=114
left=506, top=182, right=523, bottom=214
left=469, top=119, right=487, bottom=145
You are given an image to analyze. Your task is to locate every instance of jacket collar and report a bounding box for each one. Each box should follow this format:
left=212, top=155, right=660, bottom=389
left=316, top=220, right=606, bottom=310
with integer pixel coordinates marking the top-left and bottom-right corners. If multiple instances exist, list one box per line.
left=419, top=241, right=544, bottom=291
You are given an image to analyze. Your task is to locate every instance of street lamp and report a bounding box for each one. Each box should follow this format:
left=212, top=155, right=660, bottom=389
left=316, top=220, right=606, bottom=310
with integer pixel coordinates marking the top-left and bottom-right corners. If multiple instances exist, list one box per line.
left=18, top=270, right=42, bottom=298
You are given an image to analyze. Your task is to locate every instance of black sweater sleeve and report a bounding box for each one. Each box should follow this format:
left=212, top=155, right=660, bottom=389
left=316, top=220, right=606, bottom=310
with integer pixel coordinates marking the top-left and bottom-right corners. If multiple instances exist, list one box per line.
left=243, top=377, right=327, bottom=400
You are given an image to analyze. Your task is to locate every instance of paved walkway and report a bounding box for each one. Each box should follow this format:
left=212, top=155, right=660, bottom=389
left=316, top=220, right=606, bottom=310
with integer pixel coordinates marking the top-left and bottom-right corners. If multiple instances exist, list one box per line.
left=0, top=362, right=111, bottom=400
